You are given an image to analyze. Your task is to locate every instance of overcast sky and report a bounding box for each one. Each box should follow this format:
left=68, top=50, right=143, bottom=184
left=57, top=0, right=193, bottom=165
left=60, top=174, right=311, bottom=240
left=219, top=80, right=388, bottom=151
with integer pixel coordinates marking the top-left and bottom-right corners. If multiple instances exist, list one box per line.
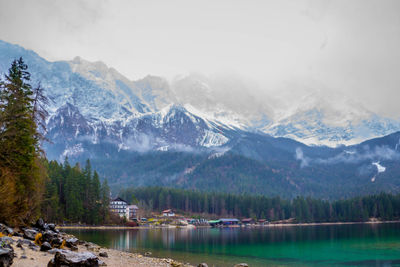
left=1, top=0, right=399, bottom=117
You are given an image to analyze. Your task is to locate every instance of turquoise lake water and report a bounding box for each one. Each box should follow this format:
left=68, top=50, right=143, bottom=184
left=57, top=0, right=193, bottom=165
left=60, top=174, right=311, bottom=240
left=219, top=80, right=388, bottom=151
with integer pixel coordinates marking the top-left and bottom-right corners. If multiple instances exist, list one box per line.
left=65, top=223, right=400, bottom=266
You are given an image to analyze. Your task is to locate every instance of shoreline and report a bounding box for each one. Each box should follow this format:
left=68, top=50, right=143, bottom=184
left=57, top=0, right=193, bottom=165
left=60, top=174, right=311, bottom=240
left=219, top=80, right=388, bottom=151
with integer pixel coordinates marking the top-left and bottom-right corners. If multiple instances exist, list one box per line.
left=58, top=220, right=400, bottom=230
left=0, top=220, right=194, bottom=267
left=10, top=235, right=193, bottom=267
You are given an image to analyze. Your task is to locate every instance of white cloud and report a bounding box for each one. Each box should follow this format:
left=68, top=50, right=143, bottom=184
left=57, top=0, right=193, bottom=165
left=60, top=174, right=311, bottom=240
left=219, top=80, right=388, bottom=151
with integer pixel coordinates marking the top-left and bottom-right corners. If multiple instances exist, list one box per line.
left=1, top=0, right=400, bottom=117
left=296, top=145, right=400, bottom=168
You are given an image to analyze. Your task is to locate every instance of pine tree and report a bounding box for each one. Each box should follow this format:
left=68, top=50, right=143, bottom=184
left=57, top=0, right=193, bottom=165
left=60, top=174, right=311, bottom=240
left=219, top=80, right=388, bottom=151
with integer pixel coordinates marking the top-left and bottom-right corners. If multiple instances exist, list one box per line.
left=100, top=179, right=111, bottom=224
left=82, top=159, right=92, bottom=223
left=90, top=171, right=101, bottom=224
left=0, top=58, right=47, bottom=225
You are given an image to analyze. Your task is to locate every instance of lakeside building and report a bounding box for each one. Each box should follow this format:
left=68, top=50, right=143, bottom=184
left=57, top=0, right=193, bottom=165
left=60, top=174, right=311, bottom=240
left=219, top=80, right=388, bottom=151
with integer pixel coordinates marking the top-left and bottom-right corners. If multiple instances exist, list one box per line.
left=258, top=219, right=268, bottom=225
left=208, top=220, right=221, bottom=227
left=162, top=209, right=175, bottom=217
left=208, top=218, right=240, bottom=226
left=128, top=205, right=139, bottom=220
left=241, top=218, right=255, bottom=225
left=110, top=197, right=128, bottom=218
left=219, top=218, right=240, bottom=226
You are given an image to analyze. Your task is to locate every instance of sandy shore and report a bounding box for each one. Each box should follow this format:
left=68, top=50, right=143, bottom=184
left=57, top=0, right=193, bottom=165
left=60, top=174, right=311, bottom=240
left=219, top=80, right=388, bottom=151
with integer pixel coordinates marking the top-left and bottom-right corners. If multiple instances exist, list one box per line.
left=10, top=236, right=193, bottom=267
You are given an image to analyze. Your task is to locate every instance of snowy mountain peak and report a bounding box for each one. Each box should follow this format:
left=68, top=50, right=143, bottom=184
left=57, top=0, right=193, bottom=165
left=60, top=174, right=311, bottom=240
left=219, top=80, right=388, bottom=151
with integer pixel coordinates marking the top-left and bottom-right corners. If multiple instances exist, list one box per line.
left=263, top=91, right=400, bottom=146
left=2, top=39, right=400, bottom=149
left=70, top=57, right=109, bottom=77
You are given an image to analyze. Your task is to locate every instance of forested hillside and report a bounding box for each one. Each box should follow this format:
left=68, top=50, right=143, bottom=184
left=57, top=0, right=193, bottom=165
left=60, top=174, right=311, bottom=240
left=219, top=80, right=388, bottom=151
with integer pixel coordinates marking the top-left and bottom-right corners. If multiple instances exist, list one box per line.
left=120, top=187, right=400, bottom=223
left=88, top=147, right=400, bottom=200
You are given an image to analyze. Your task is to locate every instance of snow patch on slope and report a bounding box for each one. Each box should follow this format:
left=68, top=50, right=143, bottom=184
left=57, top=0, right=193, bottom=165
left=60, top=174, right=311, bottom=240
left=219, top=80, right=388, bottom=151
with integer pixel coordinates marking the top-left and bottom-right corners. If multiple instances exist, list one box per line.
left=199, top=130, right=229, bottom=147
left=372, top=162, right=386, bottom=173
left=184, top=104, right=245, bottom=130
left=61, top=143, right=84, bottom=160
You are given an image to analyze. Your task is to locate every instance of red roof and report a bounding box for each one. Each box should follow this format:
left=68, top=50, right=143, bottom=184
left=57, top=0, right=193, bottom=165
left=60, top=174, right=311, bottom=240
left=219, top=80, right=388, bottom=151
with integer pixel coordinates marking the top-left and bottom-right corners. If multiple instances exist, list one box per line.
left=162, top=209, right=173, bottom=213
left=112, top=197, right=127, bottom=202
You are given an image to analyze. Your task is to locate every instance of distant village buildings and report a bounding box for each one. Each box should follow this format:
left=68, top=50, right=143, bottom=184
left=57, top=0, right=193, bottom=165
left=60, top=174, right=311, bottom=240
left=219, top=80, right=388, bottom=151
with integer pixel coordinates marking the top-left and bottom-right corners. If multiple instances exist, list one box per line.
left=162, top=209, right=175, bottom=217
left=109, top=197, right=266, bottom=227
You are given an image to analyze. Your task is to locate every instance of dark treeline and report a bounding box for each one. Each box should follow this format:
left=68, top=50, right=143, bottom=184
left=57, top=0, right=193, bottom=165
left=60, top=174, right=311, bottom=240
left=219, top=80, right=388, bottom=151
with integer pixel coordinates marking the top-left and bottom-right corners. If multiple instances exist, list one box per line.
left=120, top=187, right=400, bottom=223
left=41, top=159, right=111, bottom=225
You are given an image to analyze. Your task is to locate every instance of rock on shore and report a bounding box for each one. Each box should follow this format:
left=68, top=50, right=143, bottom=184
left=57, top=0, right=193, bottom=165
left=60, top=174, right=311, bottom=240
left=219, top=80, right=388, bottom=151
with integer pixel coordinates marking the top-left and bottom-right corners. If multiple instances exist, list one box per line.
left=1, top=220, right=195, bottom=267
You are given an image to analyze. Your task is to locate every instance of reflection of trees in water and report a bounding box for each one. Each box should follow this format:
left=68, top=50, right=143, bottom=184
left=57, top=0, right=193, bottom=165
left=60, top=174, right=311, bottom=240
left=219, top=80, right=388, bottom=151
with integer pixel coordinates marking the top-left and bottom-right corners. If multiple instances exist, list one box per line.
left=161, top=229, right=175, bottom=247
left=67, top=224, right=399, bottom=253
left=106, top=229, right=140, bottom=250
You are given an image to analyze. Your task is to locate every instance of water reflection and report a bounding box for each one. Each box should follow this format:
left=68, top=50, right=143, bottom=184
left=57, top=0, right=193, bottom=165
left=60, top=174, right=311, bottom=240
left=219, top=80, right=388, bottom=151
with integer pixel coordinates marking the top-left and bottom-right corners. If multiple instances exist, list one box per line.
left=66, top=223, right=400, bottom=267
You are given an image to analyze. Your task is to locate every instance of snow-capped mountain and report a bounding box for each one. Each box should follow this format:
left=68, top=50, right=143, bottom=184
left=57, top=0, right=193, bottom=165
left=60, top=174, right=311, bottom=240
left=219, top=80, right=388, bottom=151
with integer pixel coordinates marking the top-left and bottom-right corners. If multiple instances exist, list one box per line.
left=3, top=40, right=400, bottom=198
left=263, top=93, right=400, bottom=146
left=163, top=73, right=400, bottom=147
left=1, top=39, right=400, bottom=159
left=0, top=40, right=238, bottom=160
left=45, top=101, right=233, bottom=160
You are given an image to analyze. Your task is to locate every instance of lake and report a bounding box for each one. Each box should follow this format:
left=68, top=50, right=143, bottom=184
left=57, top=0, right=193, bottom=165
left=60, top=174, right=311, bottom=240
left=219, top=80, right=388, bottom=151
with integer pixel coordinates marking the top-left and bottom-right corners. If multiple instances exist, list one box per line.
left=65, top=223, right=400, bottom=267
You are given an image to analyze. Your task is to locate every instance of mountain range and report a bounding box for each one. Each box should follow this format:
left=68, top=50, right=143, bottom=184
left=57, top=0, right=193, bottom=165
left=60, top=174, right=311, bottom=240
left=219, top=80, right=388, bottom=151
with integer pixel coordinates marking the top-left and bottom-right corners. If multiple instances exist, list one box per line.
left=1, top=39, right=400, bottom=199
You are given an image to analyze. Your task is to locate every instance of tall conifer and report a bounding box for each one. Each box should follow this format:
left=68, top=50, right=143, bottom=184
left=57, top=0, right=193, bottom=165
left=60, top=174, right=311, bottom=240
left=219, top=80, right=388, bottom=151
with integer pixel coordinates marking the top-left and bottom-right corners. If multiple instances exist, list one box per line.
left=0, top=58, right=46, bottom=224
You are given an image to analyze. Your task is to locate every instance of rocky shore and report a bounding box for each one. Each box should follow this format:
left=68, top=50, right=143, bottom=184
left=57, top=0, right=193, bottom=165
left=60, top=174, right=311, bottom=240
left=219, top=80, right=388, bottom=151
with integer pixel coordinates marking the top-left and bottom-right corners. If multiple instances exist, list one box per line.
left=0, top=220, right=195, bottom=267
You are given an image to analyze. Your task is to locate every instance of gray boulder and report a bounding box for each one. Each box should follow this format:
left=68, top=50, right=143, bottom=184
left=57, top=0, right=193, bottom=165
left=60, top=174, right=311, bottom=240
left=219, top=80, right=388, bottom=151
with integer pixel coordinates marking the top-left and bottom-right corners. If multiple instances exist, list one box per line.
left=0, top=224, right=14, bottom=236
left=50, top=237, right=64, bottom=248
left=47, top=250, right=100, bottom=267
left=48, top=223, right=57, bottom=231
left=0, top=248, right=14, bottom=267
left=41, top=242, right=52, bottom=252
left=234, top=264, right=249, bottom=267
left=98, top=252, right=108, bottom=258
left=23, top=229, right=38, bottom=240
left=43, top=230, right=58, bottom=243
left=66, top=238, right=79, bottom=248
left=34, top=218, right=45, bottom=230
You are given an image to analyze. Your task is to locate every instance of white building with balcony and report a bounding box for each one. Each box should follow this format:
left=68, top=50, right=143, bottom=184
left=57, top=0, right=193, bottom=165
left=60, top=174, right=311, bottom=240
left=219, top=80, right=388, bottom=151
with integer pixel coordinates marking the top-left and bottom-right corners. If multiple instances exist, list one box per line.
left=110, top=197, right=128, bottom=218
